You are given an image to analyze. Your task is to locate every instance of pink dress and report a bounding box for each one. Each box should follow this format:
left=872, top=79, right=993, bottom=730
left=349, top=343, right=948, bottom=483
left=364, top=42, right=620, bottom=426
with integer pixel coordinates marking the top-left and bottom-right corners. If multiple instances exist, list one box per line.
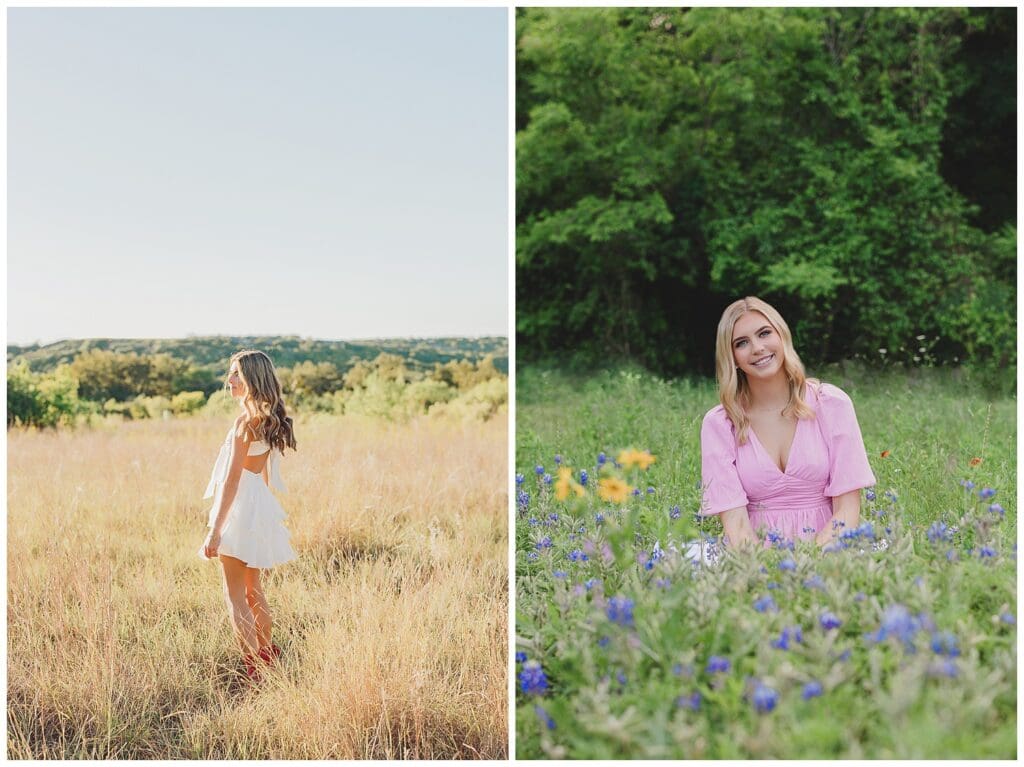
left=700, top=382, right=876, bottom=542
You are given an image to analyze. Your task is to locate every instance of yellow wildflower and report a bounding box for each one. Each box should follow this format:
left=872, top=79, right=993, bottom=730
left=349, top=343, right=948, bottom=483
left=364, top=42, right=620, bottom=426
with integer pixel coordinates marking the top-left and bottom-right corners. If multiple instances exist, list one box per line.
left=617, top=448, right=657, bottom=471
left=598, top=476, right=632, bottom=504
left=555, top=467, right=586, bottom=501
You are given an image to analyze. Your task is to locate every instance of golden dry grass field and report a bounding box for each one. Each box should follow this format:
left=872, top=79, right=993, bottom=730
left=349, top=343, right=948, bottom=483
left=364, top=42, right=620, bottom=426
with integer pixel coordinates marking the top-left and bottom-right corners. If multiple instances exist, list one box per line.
left=7, top=414, right=507, bottom=759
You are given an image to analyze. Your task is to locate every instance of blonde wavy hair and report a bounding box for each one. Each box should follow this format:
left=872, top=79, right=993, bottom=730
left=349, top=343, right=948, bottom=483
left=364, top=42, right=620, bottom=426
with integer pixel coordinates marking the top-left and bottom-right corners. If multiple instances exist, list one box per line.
left=228, top=350, right=297, bottom=453
left=715, top=297, right=818, bottom=444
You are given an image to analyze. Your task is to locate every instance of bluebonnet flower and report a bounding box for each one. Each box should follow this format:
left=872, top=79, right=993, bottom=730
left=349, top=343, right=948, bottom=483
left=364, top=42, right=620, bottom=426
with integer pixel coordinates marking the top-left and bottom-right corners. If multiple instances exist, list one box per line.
left=779, top=558, right=797, bottom=572
left=518, top=660, right=548, bottom=695
left=534, top=705, right=556, bottom=730
left=926, top=521, right=953, bottom=544
left=676, top=692, right=702, bottom=711
left=670, top=505, right=681, bottom=520
left=548, top=512, right=559, bottom=523
left=930, top=631, right=960, bottom=657
left=535, top=536, right=552, bottom=550
left=542, top=473, right=552, bottom=485
left=865, top=489, right=876, bottom=502
left=535, top=465, right=545, bottom=475
left=946, top=550, right=956, bottom=562
left=579, top=469, right=588, bottom=486
left=655, top=577, right=671, bottom=589
left=989, top=503, right=1005, bottom=516
left=584, top=578, right=600, bottom=591
left=803, top=574, right=826, bottom=591
left=606, top=596, right=635, bottom=627
left=928, top=659, right=959, bottom=678
left=1000, top=612, right=1015, bottom=625
left=837, top=648, right=852, bottom=662
left=978, top=487, right=996, bottom=500
left=802, top=680, right=823, bottom=700
left=594, top=512, right=604, bottom=524
left=961, top=479, right=975, bottom=491
left=647, top=487, right=655, bottom=495
left=515, top=473, right=524, bottom=486
left=751, top=683, right=779, bottom=713
left=753, top=595, right=777, bottom=613
left=568, top=549, right=587, bottom=562
left=527, top=517, right=539, bottom=527
left=820, top=611, right=842, bottom=631
left=706, top=656, right=731, bottom=674
left=767, top=582, right=780, bottom=590
left=884, top=490, right=898, bottom=502
left=553, top=454, right=562, bottom=465
left=632, top=488, right=642, bottom=496
left=517, top=490, right=530, bottom=511
left=553, top=570, right=567, bottom=579
left=672, top=663, right=683, bottom=676
left=515, top=651, right=528, bottom=663
left=597, top=452, right=607, bottom=465
left=771, top=626, right=803, bottom=650
left=527, top=552, right=538, bottom=561
left=615, top=670, right=627, bottom=686
left=865, top=604, right=924, bottom=650
left=802, top=526, right=817, bottom=534
left=979, top=546, right=997, bottom=558
left=854, top=592, right=866, bottom=602
left=766, top=529, right=784, bottom=545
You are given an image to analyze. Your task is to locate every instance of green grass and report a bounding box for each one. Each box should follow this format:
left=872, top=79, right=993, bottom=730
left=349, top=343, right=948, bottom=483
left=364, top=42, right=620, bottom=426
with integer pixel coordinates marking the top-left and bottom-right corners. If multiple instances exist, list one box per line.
left=515, top=365, right=1016, bottom=759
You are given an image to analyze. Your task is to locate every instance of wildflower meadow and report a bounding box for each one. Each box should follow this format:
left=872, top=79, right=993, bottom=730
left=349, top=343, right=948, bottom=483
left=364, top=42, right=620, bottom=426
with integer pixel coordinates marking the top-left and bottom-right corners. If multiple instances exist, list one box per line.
left=515, top=366, right=1016, bottom=759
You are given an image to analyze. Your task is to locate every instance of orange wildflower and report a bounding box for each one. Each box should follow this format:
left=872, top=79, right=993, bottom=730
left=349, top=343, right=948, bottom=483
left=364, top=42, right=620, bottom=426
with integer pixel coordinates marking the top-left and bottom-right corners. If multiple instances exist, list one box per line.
left=880, top=450, right=891, bottom=458
left=970, top=457, right=982, bottom=467
left=554, top=467, right=586, bottom=502
left=598, top=477, right=632, bottom=504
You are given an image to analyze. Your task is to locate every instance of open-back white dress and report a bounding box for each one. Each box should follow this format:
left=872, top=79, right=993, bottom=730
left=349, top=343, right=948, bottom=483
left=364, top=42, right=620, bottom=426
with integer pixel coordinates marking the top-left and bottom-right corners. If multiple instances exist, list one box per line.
left=198, top=426, right=297, bottom=569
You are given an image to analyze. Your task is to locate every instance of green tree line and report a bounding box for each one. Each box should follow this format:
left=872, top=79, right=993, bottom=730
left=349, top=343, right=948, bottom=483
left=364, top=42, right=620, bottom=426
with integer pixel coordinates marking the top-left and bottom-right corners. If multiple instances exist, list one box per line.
left=516, top=7, right=1015, bottom=383
left=7, top=350, right=507, bottom=428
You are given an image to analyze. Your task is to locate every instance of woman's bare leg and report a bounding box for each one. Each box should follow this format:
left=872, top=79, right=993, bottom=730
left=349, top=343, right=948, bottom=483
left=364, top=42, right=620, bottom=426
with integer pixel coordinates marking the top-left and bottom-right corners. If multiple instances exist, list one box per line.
left=244, top=568, right=273, bottom=650
left=219, top=554, right=259, bottom=655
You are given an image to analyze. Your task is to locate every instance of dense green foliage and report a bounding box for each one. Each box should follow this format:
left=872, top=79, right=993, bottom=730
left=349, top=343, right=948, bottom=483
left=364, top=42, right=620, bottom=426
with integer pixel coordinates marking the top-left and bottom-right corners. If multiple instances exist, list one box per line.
left=516, top=8, right=1015, bottom=383
left=515, top=366, right=1016, bottom=758
left=6, top=338, right=508, bottom=428
left=8, top=335, right=508, bottom=375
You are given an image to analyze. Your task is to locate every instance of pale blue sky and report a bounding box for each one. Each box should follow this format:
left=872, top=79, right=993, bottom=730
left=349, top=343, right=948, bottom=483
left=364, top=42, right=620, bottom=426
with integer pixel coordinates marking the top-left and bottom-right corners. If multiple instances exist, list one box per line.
left=8, top=8, right=508, bottom=345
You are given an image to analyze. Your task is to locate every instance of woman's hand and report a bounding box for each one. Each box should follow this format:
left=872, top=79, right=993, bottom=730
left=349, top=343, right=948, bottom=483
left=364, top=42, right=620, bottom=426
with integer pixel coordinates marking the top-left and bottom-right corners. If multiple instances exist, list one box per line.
left=203, top=530, right=221, bottom=559
left=720, top=506, right=757, bottom=550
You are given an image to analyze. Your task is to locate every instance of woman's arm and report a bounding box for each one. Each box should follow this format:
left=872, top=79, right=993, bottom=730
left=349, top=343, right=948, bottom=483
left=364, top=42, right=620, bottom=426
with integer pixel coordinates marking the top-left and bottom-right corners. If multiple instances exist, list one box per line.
left=204, top=417, right=249, bottom=555
left=719, top=505, right=758, bottom=549
left=816, top=489, right=861, bottom=547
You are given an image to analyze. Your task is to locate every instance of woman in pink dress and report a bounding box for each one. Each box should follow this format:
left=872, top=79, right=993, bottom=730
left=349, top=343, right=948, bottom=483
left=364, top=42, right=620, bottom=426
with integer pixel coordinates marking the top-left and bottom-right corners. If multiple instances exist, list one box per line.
left=700, top=297, right=875, bottom=548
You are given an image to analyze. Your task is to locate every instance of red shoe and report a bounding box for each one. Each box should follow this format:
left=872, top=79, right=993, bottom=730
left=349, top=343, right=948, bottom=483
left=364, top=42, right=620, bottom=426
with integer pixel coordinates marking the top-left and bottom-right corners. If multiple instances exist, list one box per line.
left=243, top=652, right=262, bottom=683
left=272, top=643, right=282, bottom=660
left=258, top=646, right=274, bottom=665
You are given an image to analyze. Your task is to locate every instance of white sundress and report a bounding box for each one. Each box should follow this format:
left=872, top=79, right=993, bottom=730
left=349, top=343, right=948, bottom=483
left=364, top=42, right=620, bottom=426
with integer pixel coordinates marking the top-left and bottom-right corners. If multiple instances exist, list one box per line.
left=198, top=426, right=297, bottom=569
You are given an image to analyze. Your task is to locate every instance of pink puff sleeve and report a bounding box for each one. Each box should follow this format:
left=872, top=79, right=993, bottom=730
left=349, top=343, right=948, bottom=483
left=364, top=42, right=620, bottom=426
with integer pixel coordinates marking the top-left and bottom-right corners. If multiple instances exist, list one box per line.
left=818, top=383, right=876, bottom=496
left=700, top=407, right=749, bottom=515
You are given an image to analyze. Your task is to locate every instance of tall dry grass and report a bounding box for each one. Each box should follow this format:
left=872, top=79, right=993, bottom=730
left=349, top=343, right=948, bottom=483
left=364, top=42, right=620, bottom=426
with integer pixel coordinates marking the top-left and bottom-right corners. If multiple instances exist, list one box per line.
left=8, top=413, right=507, bottom=758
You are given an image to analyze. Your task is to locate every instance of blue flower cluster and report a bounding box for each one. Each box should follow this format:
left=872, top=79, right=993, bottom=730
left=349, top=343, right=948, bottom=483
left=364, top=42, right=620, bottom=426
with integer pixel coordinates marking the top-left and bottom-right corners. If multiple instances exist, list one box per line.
left=926, top=521, right=953, bottom=544
left=751, top=683, right=779, bottom=713
left=820, top=611, right=842, bottom=631
left=706, top=655, right=731, bottom=673
left=771, top=625, right=803, bottom=651
left=676, top=692, right=702, bottom=711
left=534, top=704, right=556, bottom=730
left=865, top=604, right=931, bottom=651
left=519, top=660, right=548, bottom=695
left=753, top=595, right=777, bottom=613
left=606, top=595, right=635, bottom=627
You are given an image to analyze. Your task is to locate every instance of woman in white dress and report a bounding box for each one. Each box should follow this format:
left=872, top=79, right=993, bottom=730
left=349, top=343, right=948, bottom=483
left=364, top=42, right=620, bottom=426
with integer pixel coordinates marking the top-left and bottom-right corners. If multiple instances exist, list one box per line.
left=199, top=349, right=297, bottom=682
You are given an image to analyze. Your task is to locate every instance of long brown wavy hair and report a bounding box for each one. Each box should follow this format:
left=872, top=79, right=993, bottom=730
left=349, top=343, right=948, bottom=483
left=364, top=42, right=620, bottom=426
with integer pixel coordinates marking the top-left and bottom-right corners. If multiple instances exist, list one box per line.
left=229, top=350, right=297, bottom=453
left=714, top=297, right=818, bottom=445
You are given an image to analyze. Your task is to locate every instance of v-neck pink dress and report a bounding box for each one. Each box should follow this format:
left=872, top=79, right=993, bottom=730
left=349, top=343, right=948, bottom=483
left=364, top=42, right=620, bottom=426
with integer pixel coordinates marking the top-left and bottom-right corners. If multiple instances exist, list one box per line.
left=699, top=382, right=875, bottom=542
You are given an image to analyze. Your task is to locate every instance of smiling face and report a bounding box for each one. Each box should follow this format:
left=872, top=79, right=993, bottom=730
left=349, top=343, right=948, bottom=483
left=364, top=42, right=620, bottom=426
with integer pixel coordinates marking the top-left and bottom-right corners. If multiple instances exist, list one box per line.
left=227, top=361, right=247, bottom=400
left=731, top=310, right=784, bottom=380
